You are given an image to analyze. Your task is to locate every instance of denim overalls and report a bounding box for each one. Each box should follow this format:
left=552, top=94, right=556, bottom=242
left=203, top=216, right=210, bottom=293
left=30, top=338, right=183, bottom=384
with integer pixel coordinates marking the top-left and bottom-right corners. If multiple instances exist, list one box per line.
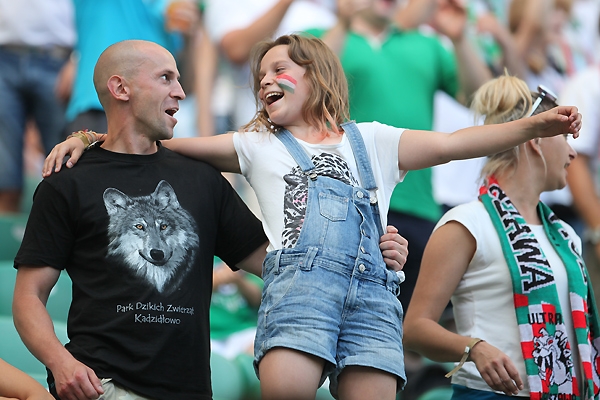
left=253, top=122, right=406, bottom=394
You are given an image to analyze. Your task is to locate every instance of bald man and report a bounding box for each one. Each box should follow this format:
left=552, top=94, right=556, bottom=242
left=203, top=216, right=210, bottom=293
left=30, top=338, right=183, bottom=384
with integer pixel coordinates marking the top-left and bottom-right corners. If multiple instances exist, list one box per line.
left=12, top=40, right=269, bottom=400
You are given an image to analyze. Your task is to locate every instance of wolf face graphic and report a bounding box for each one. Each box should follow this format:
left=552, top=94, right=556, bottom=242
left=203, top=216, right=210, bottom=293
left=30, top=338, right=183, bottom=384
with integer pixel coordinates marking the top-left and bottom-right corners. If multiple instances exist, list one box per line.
left=103, top=180, right=199, bottom=295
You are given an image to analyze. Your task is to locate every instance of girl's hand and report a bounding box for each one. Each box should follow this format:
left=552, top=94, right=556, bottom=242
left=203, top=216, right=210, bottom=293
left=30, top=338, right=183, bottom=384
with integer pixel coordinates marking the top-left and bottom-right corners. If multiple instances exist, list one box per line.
left=470, top=341, right=524, bottom=395
left=42, top=137, right=86, bottom=177
left=535, top=106, right=582, bottom=139
left=379, top=225, right=408, bottom=272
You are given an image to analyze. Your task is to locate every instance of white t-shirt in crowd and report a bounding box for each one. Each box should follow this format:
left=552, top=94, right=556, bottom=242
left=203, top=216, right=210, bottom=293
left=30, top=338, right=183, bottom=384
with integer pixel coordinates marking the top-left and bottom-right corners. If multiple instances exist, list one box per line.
left=0, top=0, right=75, bottom=47
left=561, top=65, right=600, bottom=191
left=204, top=0, right=337, bottom=128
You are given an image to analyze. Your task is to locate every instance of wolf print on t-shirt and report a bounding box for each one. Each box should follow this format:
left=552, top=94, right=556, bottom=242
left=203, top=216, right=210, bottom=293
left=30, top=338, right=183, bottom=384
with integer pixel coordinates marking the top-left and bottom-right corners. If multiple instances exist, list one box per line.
left=103, top=180, right=199, bottom=295
left=282, top=153, right=358, bottom=248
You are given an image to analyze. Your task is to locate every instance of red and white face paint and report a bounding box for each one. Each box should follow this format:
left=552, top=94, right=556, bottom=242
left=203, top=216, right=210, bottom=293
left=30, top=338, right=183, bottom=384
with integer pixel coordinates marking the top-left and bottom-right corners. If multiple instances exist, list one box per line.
left=275, top=74, right=297, bottom=94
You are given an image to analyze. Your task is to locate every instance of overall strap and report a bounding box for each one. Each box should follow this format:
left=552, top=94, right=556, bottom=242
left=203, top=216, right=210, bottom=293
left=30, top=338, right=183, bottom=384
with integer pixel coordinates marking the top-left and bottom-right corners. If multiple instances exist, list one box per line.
left=274, top=129, right=318, bottom=180
left=341, top=121, right=385, bottom=237
left=275, top=124, right=385, bottom=236
left=341, top=121, right=378, bottom=192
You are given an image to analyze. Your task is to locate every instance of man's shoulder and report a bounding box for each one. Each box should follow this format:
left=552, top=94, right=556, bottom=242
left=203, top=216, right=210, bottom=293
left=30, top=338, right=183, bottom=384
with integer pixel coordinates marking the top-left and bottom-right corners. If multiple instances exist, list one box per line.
left=162, top=147, right=223, bottom=174
left=44, top=150, right=97, bottom=184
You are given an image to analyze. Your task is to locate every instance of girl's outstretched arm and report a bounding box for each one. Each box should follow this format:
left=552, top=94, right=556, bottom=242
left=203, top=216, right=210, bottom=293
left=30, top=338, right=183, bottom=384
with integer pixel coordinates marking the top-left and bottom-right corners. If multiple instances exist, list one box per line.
left=397, top=105, right=581, bottom=171
left=161, top=133, right=241, bottom=173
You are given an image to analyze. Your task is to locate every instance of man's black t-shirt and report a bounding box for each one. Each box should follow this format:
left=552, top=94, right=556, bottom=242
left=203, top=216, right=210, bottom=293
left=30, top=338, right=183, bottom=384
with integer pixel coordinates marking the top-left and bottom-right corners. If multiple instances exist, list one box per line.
left=15, top=144, right=267, bottom=400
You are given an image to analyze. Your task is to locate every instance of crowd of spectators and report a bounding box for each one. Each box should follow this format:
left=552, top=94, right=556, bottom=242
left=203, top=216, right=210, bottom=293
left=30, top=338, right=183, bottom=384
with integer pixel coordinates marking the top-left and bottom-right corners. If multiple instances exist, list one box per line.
left=2, top=0, right=600, bottom=399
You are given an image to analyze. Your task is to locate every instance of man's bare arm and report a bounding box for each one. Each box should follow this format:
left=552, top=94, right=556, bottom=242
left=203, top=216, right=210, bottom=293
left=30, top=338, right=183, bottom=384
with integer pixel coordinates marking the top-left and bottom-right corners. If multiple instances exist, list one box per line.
left=13, top=266, right=104, bottom=399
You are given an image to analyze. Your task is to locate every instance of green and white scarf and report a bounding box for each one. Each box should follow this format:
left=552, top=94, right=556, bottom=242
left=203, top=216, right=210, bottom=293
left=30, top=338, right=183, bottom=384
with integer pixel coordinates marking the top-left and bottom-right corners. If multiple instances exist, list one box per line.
left=479, top=177, right=600, bottom=399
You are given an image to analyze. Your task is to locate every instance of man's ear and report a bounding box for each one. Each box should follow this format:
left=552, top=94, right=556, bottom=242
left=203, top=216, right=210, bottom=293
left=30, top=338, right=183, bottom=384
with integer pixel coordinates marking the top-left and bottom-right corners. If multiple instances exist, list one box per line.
left=107, top=75, right=130, bottom=101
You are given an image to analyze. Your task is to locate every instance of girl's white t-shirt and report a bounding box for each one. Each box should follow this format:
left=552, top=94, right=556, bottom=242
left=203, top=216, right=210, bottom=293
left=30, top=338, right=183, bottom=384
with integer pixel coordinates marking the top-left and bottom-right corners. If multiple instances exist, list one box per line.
left=233, top=122, right=405, bottom=251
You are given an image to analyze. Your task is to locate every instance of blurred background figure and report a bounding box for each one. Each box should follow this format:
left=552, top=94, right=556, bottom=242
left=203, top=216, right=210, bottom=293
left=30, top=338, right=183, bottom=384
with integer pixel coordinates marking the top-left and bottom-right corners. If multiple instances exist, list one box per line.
left=65, top=0, right=199, bottom=134
left=210, top=260, right=262, bottom=360
left=508, top=0, right=591, bottom=234
left=202, top=0, right=336, bottom=134
left=0, top=0, right=75, bottom=213
left=197, top=0, right=337, bottom=214
left=559, top=16, right=600, bottom=309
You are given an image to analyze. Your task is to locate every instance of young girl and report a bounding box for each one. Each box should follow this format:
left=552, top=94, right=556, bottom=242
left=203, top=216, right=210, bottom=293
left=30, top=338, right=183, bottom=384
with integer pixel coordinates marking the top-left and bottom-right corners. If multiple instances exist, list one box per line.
left=403, top=74, right=599, bottom=398
left=45, top=34, right=581, bottom=400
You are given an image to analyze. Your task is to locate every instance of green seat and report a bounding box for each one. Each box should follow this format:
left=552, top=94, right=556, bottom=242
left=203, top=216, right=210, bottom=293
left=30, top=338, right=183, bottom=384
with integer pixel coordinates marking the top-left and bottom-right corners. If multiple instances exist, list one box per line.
left=46, top=271, right=73, bottom=323
left=211, top=352, right=244, bottom=400
left=234, top=353, right=261, bottom=400
left=0, top=262, right=72, bottom=323
left=315, top=380, right=335, bottom=400
left=0, top=213, right=29, bottom=260
left=0, top=315, right=68, bottom=387
left=0, top=262, right=17, bottom=316
left=20, top=174, right=41, bottom=214
left=417, top=387, right=453, bottom=400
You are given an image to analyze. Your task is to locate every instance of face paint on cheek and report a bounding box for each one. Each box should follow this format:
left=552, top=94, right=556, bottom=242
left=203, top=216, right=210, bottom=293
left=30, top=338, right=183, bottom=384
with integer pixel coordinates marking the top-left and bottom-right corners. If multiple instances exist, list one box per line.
left=276, top=74, right=297, bottom=94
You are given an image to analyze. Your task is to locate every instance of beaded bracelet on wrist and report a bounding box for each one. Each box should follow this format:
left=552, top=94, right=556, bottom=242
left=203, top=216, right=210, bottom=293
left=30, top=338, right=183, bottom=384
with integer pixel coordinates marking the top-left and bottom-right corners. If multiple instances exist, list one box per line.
left=66, top=129, right=99, bottom=149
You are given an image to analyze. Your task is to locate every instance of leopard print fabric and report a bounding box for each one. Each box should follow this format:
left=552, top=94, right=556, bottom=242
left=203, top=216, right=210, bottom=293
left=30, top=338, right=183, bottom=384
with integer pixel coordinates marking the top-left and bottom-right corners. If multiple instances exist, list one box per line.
left=281, top=152, right=358, bottom=248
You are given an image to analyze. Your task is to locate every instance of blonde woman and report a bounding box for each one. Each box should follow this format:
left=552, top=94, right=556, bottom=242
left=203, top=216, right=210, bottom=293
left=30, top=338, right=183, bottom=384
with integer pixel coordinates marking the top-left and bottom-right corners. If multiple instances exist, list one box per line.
left=404, top=74, right=599, bottom=399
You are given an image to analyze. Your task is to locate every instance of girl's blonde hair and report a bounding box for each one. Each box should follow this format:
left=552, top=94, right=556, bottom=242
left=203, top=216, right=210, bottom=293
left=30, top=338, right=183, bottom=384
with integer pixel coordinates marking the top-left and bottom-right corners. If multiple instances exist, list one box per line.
left=471, top=72, right=557, bottom=180
left=241, top=34, right=350, bottom=134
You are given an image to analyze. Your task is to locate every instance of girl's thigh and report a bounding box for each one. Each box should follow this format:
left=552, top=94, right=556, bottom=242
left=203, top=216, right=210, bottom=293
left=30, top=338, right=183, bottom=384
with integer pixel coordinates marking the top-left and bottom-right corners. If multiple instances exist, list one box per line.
left=258, top=347, right=325, bottom=400
left=337, top=366, right=397, bottom=400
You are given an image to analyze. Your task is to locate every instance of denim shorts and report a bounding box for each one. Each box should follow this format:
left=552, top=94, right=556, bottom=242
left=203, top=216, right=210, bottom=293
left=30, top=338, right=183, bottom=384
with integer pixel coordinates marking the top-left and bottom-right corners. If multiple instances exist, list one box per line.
left=254, top=248, right=406, bottom=395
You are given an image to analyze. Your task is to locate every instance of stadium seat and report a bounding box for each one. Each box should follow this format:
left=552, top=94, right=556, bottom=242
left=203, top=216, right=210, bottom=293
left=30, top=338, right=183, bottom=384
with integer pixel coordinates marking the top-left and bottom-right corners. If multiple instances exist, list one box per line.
left=20, top=174, right=41, bottom=214
left=0, top=213, right=28, bottom=260
left=0, top=262, right=17, bottom=316
left=211, top=352, right=244, bottom=400
left=315, top=380, right=335, bottom=400
left=417, top=386, right=453, bottom=400
left=0, top=261, right=72, bottom=323
left=234, top=353, right=261, bottom=400
left=0, top=315, right=68, bottom=387
left=46, top=271, right=73, bottom=323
